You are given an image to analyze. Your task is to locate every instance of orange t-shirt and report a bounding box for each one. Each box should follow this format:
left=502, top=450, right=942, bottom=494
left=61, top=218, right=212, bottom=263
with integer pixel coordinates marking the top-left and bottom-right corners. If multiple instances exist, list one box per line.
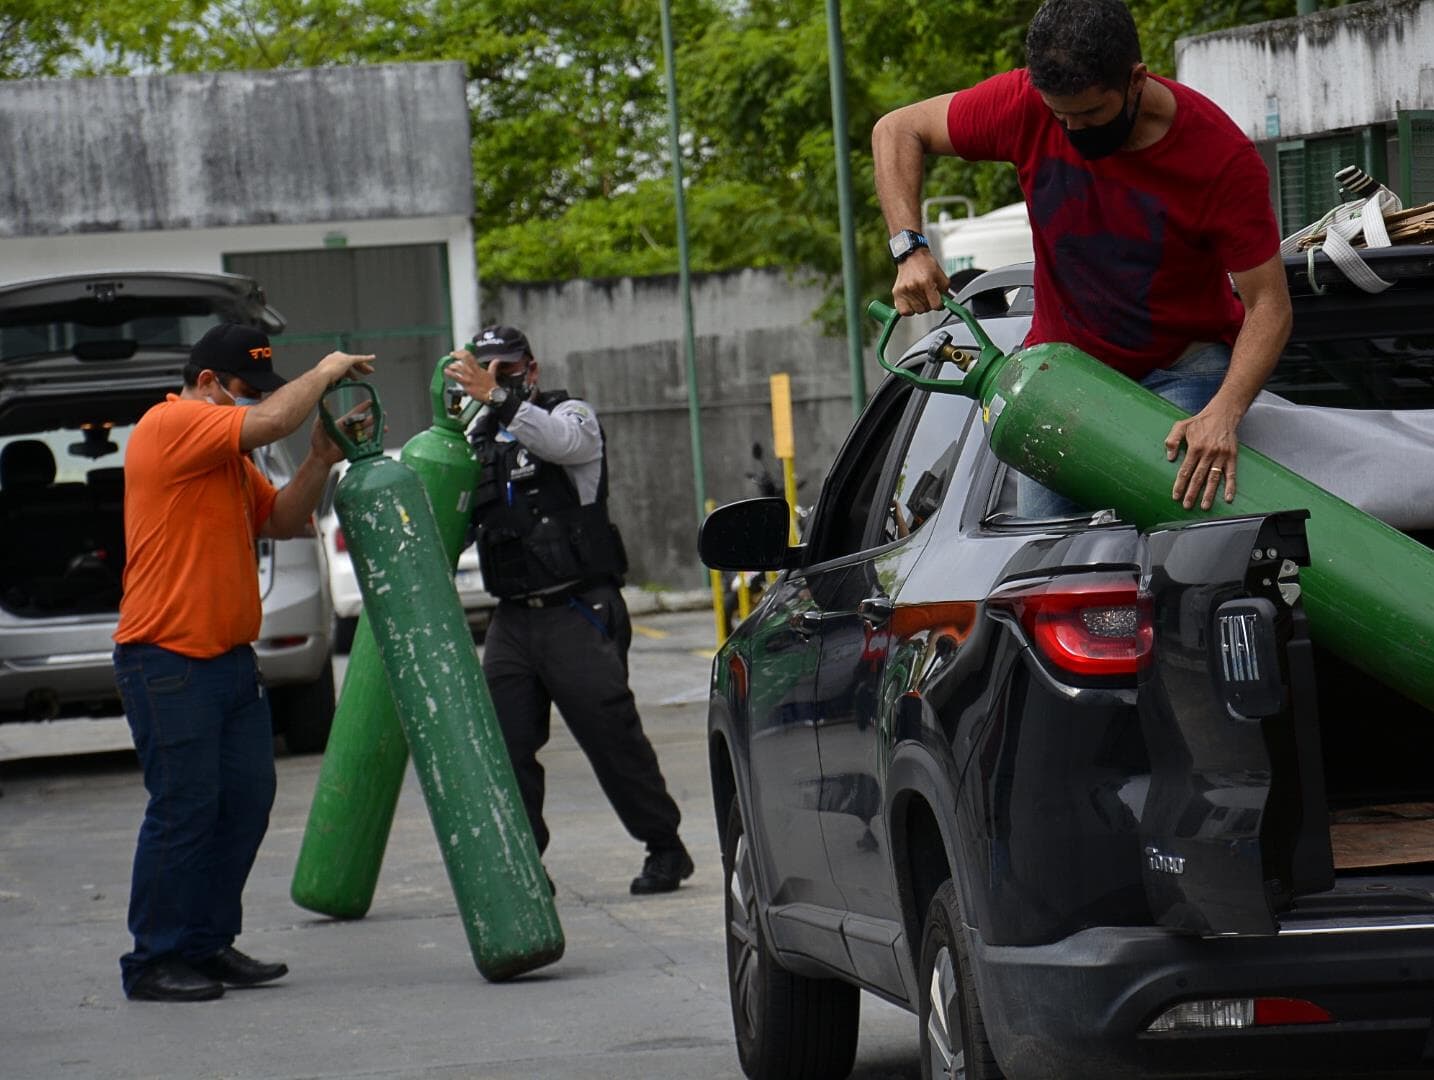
left=115, top=395, right=278, bottom=658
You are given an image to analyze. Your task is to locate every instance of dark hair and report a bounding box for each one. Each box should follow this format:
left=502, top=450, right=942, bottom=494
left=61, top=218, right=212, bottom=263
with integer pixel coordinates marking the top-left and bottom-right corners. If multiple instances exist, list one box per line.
left=1025, top=0, right=1142, bottom=96
left=182, top=363, right=232, bottom=387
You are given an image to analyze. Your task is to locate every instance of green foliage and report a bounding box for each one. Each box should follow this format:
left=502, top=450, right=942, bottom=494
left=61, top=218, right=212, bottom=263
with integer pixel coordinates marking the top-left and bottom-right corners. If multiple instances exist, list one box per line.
left=5, top=0, right=1307, bottom=324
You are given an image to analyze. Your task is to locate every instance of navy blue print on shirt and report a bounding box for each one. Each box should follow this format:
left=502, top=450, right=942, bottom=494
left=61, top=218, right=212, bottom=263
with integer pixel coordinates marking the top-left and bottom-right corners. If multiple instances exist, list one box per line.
left=1029, top=159, right=1167, bottom=352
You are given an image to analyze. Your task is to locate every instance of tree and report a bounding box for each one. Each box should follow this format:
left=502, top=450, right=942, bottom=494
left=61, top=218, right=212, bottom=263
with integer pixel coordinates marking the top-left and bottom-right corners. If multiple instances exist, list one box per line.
left=3, top=0, right=1308, bottom=320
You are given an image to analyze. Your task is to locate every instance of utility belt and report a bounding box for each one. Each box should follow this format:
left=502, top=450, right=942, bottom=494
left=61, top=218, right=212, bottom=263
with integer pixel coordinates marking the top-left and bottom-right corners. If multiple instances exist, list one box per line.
left=500, top=576, right=614, bottom=609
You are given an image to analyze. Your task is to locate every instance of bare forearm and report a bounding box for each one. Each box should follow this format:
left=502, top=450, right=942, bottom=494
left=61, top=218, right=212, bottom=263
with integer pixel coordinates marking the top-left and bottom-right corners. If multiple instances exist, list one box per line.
left=1212, top=293, right=1292, bottom=421
left=264, top=452, right=331, bottom=538
left=873, top=111, right=929, bottom=235
left=240, top=367, right=336, bottom=451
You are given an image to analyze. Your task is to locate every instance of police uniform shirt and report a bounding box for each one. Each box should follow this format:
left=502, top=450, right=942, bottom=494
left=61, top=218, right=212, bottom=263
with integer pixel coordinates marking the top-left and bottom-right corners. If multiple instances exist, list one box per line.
left=496, top=396, right=604, bottom=503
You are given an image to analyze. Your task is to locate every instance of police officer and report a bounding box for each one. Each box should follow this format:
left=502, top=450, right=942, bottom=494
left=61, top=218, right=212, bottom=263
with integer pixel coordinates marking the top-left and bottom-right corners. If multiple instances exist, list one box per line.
left=444, top=326, right=694, bottom=895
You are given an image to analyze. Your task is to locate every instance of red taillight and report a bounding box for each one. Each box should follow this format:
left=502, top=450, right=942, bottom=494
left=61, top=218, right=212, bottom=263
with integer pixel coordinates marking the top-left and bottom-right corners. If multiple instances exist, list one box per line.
left=1253, top=997, right=1333, bottom=1026
left=333, top=527, right=347, bottom=553
left=992, top=574, right=1152, bottom=678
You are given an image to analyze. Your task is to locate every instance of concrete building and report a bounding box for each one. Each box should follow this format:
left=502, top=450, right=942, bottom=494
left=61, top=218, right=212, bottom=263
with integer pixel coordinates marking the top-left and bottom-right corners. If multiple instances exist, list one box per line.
left=1177, top=0, right=1434, bottom=233
left=0, top=62, right=478, bottom=444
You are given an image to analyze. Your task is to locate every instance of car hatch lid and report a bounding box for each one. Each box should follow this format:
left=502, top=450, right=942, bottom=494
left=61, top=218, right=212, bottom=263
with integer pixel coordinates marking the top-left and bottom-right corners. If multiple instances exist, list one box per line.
left=0, top=271, right=285, bottom=368
left=1136, top=510, right=1332, bottom=936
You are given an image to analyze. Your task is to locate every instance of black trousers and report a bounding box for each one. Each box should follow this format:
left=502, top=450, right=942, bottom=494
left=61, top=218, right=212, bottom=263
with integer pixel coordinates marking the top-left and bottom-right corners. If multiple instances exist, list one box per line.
left=482, top=581, right=682, bottom=855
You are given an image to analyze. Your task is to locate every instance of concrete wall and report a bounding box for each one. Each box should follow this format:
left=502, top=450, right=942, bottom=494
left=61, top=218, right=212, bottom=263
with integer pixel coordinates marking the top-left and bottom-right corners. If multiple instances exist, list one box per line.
left=0, top=62, right=473, bottom=237
left=0, top=63, right=480, bottom=411
left=487, top=270, right=897, bottom=587
left=1176, top=0, right=1434, bottom=140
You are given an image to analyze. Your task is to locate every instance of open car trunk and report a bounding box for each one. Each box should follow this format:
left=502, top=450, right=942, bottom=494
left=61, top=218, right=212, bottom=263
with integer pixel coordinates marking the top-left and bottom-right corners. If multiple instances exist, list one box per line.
left=1309, top=522, right=1434, bottom=881
left=1278, top=526, right=1434, bottom=928
left=0, top=460, right=127, bottom=618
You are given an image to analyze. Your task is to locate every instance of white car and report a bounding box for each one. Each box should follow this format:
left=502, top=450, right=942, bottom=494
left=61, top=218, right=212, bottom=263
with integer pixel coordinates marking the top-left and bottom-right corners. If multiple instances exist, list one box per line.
left=318, top=449, right=494, bottom=652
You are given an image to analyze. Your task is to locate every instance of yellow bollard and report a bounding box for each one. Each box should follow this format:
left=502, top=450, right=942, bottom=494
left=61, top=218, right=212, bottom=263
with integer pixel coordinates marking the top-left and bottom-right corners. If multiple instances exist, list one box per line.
left=770, top=372, right=801, bottom=552
left=706, top=499, right=728, bottom=647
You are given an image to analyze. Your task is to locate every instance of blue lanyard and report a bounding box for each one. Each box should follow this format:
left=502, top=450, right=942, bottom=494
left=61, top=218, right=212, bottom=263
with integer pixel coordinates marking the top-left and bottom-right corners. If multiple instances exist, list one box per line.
left=567, top=596, right=609, bottom=638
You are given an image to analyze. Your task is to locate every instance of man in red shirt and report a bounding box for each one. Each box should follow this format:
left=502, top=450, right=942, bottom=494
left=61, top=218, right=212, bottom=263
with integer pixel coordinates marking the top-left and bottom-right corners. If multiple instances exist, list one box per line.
left=873, top=0, right=1292, bottom=514
left=113, top=324, right=371, bottom=1002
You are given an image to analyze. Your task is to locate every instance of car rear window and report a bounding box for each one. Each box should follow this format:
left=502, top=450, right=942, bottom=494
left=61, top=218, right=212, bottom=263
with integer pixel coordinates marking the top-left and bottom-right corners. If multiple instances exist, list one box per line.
left=0, top=312, right=222, bottom=364
left=0, top=424, right=136, bottom=482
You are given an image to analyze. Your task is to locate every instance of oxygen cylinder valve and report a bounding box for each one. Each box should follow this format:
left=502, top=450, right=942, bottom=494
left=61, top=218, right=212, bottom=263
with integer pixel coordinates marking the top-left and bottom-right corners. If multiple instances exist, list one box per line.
left=925, top=330, right=977, bottom=371
left=341, top=415, right=371, bottom=444
left=444, top=382, right=466, bottom=418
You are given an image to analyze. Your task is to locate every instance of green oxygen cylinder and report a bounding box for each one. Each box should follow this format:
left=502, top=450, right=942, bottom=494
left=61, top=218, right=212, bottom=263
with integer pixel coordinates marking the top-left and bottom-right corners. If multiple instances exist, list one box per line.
left=314, top=382, right=564, bottom=981
left=292, top=357, right=484, bottom=918
left=868, top=297, right=1434, bottom=712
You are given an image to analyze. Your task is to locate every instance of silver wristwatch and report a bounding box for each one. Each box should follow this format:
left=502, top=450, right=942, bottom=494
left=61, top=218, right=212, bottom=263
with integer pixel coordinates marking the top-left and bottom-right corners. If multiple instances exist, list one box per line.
left=486, top=386, right=509, bottom=407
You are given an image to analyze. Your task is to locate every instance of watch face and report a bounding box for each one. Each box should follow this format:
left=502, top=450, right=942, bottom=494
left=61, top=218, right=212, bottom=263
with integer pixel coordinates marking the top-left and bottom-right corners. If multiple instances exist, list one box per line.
left=888, top=229, right=926, bottom=262
left=488, top=386, right=508, bottom=404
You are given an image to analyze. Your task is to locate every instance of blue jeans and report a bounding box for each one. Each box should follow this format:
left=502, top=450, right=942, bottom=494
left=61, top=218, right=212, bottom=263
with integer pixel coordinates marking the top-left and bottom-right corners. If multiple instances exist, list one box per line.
left=1015, top=343, right=1233, bottom=519
left=113, top=643, right=276, bottom=993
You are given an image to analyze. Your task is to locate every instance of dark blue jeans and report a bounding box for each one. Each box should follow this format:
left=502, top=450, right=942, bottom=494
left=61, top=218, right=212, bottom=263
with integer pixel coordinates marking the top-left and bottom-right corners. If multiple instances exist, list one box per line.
left=113, top=642, right=276, bottom=994
left=1015, top=343, right=1234, bottom=519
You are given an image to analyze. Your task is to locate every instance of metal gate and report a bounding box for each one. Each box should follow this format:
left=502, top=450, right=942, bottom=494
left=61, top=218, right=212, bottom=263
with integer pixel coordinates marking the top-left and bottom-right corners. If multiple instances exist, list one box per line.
left=225, top=245, right=454, bottom=447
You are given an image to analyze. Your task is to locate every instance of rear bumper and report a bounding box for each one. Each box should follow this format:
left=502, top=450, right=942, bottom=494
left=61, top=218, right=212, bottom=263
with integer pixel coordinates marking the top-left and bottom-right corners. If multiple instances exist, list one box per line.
left=975, top=923, right=1434, bottom=1079
left=256, top=572, right=331, bottom=687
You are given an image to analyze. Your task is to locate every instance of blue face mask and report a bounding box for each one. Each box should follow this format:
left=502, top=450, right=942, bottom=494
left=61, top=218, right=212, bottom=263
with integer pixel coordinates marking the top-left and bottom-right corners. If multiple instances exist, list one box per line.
left=214, top=379, right=261, bottom=407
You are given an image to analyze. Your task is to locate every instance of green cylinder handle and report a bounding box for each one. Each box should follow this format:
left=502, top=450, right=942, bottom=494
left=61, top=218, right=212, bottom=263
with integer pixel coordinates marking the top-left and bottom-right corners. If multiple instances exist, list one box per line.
left=430, top=347, right=481, bottom=430
left=866, top=295, right=1006, bottom=393
left=319, top=381, right=386, bottom=462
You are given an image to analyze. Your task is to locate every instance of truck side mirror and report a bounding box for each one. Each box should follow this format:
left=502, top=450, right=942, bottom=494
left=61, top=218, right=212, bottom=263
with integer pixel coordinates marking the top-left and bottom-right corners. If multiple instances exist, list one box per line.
left=699, top=497, right=793, bottom=571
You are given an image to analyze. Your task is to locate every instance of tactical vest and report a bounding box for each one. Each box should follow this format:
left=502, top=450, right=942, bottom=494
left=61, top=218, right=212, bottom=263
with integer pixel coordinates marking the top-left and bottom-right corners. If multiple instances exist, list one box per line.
left=470, top=390, right=628, bottom=599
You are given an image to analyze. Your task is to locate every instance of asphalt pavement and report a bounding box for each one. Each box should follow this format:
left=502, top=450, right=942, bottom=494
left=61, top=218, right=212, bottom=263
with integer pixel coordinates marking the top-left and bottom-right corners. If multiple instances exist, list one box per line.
left=0, top=608, right=921, bottom=1080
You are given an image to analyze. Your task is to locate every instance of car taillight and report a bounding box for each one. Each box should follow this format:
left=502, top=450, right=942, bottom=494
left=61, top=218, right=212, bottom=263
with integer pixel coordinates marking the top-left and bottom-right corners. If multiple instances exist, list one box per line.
left=1146, top=996, right=1333, bottom=1032
left=334, top=527, right=347, bottom=553
left=991, top=574, right=1152, bottom=678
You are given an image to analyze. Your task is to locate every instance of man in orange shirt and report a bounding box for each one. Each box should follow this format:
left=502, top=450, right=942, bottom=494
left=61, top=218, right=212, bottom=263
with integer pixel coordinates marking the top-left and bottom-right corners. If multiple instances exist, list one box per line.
left=113, top=323, right=372, bottom=1002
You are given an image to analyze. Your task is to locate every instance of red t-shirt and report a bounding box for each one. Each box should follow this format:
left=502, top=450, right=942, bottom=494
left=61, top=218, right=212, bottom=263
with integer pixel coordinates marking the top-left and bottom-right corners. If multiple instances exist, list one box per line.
left=946, top=69, right=1279, bottom=379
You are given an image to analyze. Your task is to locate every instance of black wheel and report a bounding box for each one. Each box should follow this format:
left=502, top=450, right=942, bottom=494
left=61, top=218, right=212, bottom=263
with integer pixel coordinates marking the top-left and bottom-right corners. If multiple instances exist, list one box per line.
left=333, top=616, right=358, bottom=654
left=271, top=663, right=336, bottom=754
left=723, top=800, right=859, bottom=1080
left=918, top=881, right=1002, bottom=1080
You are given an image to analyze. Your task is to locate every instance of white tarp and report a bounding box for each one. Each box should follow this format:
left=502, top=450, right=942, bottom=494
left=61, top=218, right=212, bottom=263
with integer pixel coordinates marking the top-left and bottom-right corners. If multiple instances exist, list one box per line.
left=1241, top=392, right=1434, bottom=531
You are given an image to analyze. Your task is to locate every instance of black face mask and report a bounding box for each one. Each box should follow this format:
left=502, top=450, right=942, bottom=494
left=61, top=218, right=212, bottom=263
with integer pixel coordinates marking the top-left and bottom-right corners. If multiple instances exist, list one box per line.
left=492, top=361, right=533, bottom=400
left=1064, top=87, right=1142, bottom=161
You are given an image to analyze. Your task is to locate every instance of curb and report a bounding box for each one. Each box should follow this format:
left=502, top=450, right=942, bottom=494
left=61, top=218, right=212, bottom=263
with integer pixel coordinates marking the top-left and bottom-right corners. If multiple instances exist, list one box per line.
left=621, top=587, right=714, bottom=616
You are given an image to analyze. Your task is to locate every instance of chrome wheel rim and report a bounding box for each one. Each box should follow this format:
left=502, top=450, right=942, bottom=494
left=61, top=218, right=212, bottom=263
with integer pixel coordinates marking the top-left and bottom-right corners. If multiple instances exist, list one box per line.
left=927, top=944, right=966, bottom=1080
left=727, top=832, right=760, bottom=1040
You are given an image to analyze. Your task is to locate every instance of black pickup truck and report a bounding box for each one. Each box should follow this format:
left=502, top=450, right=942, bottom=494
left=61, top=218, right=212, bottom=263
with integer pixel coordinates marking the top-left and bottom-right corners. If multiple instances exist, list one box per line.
left=700, top=246, right=1434, bottom=1080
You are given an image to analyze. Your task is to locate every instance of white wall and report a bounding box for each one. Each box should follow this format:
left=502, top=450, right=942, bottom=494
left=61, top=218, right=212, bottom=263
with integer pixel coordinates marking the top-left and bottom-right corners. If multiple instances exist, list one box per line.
left=0, top=215, right=479, bottom=351
left=1176, top=0, right=1434, bottom=140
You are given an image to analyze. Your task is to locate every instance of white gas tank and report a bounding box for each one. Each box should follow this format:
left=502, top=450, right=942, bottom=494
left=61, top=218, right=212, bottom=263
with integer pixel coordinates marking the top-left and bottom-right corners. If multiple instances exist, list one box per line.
left=925, top=201, right=1033, bottom=276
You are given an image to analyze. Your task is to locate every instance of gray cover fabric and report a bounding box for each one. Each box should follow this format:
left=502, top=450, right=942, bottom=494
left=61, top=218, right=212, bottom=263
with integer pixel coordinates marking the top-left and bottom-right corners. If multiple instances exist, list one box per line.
left=1241, top=392, right=1434, bottom=530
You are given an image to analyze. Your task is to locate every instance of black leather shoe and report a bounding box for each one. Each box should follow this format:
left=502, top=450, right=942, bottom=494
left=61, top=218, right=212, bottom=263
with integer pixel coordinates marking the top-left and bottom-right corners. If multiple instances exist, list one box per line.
left=128, top=959, right=225, bottom=1002
left=630, top=847, right=694, bottom=895
left=191, top=946, right=288, bottom=987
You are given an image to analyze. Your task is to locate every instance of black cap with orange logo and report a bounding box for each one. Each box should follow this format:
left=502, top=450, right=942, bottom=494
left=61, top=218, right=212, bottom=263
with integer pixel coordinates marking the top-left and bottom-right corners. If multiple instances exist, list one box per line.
left=190, top=323, right=288, bottom=392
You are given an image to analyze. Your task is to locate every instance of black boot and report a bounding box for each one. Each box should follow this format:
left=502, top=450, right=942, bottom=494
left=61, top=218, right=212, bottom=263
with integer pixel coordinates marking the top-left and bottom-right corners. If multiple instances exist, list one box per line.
left=630, top=846, right=694, bottom=895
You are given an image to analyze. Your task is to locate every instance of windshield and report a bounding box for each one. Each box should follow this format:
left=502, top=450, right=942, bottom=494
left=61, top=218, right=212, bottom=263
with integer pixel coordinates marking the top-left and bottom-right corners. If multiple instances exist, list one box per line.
left=0, top=312, right=222, bottom=364
left=0, top=422, right=137, bottom=480
left=1268, top=334, right=1434, bottom=410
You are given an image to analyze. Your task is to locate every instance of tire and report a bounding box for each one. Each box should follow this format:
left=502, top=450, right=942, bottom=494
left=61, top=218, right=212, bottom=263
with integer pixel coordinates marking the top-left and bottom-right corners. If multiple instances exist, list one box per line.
left=723, top=800, right=859, bottom=1080
left=270, top=663, right=336, bottom=754
left=333, top=615, right=358, bottom=654
left=918, top=881, right=1003, bottom=1080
